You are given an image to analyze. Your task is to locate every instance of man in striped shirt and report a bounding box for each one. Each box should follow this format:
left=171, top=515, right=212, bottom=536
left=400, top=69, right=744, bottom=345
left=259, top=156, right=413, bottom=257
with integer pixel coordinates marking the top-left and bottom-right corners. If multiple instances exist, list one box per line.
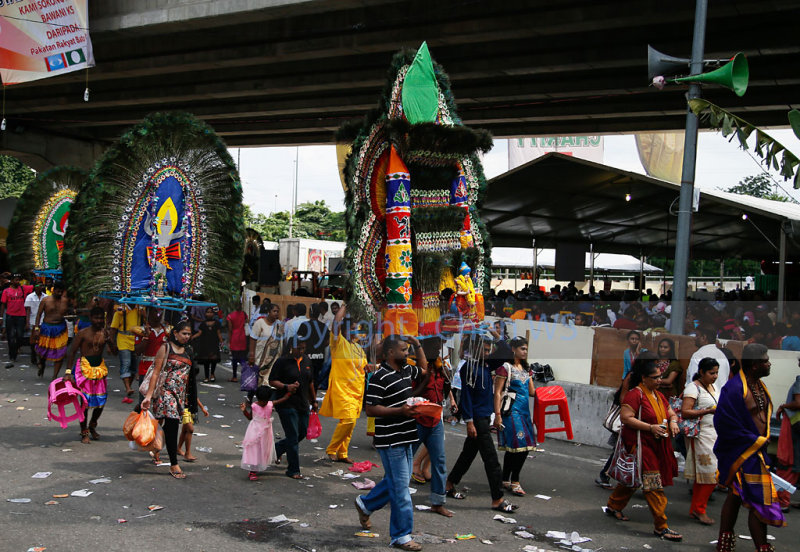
left=355, top=334, right=427, bottom=551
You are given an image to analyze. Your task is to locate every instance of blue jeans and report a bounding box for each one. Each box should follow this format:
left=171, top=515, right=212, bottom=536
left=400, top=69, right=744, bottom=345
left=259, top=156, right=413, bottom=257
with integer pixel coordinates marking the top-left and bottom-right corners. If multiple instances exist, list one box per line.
left=118, top=349, right=138, bottom=379
left=357, top=443, right=414, bottom=545
left=414, top=421, right=447, bottom=506
left=274, top=407, right=309, bottom=476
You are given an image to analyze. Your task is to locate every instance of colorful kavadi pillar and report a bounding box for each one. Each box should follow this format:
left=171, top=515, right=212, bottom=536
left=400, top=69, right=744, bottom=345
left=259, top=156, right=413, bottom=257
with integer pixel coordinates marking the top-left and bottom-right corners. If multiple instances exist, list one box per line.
left=339, top=43, right=492, bottom=335
left=7, top=167, right=86, bottom=276
left=62, top=112, right=245, bottom=308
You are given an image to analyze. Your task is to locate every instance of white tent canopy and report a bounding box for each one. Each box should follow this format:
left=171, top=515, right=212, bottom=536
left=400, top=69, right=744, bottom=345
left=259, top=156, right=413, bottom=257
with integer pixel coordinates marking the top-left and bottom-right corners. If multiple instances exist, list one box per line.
left=491, top=247, right=662, bottom=273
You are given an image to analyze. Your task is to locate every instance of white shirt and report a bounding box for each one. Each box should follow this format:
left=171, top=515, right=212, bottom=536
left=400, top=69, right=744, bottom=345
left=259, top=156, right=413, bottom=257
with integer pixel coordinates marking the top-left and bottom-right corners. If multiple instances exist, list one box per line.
left=686, top=344, right=730, bottom=392
left=24, top=291, right=43, bottom=326
left=320, top=311, right=334, bottom=329
left=284, top=315, right=309, bottom=341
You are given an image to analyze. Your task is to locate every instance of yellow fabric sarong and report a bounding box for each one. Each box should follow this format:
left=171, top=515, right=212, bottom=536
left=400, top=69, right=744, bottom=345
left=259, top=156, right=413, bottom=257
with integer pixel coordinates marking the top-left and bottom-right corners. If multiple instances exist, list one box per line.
left=80, top=357, right=108, bottom=380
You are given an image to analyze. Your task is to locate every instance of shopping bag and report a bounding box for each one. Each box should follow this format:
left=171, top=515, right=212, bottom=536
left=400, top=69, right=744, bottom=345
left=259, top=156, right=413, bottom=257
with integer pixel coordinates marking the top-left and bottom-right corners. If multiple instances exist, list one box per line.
left=240, top=360, right=258, bottom=393
left=607, top=429, right=642, bottom=487
left=307, top=411, right=322, bottom=440
left=132, top=411, right=157, bottom=447
left=122, top=410, right=139, bottom=441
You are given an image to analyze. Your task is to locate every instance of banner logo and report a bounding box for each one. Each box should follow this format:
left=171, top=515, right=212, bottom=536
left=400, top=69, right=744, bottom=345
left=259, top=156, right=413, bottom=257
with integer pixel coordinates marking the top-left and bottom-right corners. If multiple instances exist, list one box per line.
left=45, top=53, right=67, bottom=72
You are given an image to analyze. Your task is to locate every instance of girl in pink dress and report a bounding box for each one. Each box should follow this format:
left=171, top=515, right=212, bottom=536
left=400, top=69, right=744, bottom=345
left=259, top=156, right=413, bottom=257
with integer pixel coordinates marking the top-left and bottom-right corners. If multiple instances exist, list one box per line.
left=240, top=385, right=288, bottom=480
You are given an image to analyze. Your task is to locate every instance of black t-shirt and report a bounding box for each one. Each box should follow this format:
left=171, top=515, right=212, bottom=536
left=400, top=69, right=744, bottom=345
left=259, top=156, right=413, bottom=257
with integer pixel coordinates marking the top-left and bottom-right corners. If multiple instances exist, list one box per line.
left=270, top=355, right=314, bottom=411
left=366, top=362, right=422, bottom=448
left=295, top=319, right=329, bottom=362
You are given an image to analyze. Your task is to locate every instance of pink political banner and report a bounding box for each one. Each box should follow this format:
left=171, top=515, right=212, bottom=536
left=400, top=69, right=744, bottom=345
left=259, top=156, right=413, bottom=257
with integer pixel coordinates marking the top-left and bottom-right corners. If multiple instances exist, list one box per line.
left=0, top=0, right=94, bottom=85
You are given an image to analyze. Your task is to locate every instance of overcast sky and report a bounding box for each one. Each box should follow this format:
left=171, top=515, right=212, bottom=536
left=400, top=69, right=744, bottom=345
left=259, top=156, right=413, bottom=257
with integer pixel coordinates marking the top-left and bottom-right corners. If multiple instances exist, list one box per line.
left=233, top=129, right=799, bottom=216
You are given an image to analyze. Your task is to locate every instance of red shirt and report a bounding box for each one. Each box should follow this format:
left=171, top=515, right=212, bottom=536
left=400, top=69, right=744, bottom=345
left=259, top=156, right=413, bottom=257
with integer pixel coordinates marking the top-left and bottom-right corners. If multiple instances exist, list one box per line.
left=2, top=285, right=32, bottom=317
left=137, top=327, right=168, bottom=376
left=613, top=318, right=638, bottom=330
left=226, top=310, right=248, bottom=351
left=417, top=365, right=447, bottom=428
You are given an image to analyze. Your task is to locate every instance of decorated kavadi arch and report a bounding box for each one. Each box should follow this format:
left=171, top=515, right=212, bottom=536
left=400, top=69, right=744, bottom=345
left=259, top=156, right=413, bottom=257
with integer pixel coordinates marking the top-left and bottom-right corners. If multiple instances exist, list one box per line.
left=63, top=112, right=245, bottom=309
left=339, top=43, right=492, bottom=335
left=7, top=166, right=86, bottom=276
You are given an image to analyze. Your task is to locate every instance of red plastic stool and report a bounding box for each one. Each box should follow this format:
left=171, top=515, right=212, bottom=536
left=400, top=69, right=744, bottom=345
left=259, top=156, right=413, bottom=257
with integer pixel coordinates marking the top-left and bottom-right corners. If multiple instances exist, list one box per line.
left=533, top=385, right=573, bottom=443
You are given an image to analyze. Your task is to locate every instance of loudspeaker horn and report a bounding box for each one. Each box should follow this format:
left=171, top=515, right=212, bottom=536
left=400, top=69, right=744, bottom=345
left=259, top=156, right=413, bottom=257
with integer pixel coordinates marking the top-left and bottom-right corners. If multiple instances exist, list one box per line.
left=672, top=53, right=749, bottom=97
left=647, top=45, right=690, bottom=81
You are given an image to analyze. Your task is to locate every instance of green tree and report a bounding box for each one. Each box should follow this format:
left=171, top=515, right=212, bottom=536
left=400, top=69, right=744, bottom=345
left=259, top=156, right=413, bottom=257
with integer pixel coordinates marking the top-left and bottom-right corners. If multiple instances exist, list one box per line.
left=242, top=200, right=345, bottom=242
left=0, top=155, right=35, bottom=199
left=725, top=173, right=789, bottom=202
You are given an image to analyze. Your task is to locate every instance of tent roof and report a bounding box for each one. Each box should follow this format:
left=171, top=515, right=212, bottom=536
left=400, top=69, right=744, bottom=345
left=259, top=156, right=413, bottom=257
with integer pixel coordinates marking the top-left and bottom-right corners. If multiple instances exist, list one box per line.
left=482, top=153, right=800, bottom=259
left=491, top=247, right=662, bottom=273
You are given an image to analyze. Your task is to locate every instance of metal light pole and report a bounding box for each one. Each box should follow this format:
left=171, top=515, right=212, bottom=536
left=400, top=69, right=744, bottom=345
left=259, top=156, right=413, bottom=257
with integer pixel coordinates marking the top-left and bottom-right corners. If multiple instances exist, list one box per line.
left=288, top=146, right=299, bottom=238
left=669, top=0, right=707, bottom=335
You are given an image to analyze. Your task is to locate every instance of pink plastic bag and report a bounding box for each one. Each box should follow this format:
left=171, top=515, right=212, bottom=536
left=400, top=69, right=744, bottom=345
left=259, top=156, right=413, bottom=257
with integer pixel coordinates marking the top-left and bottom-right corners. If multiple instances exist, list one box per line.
left=349, top=461, right=379, bottom=473
left=306, top=411, right=322, bottom=440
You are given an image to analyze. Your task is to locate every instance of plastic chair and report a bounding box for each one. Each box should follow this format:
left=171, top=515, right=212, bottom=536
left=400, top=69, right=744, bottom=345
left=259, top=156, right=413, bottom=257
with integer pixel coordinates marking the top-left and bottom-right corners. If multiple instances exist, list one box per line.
left=47, top=377, right=87, bottom=429
left=533, top=385, right=573, bottom=443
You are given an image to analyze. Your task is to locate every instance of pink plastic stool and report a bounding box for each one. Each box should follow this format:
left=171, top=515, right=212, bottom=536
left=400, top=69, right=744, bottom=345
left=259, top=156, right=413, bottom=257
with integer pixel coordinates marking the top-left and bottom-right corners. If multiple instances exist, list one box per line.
left=533, top=385, right=573, bottom=443
left=47, top=377, right=87, bottom=429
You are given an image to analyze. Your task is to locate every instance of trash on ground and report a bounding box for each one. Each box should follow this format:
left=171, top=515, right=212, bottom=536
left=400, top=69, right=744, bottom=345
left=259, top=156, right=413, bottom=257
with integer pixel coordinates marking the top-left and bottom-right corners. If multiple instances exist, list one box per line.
left=355, top=531, right=380, bottom=538
left=89, top=478, right=111, bottom=484
left=61, top=449, right=72, bottom=452
left=515, top=531, right=535, bottom=539
left=137, top=513, right=155, bottom=519
left=196, top=447, right=212, bottom=453
left=456, top=534, right=476, bottom=540
left=534, top=494, right=551, bottom=500
left=8, top=498, right=32, bottom=503
left=44, top=500, right=59, bottom=505
left=194, top=433, right=208, bottom=437
left=480, top=540, right=493, bottom=545
left=226, top=464, right=234, bottom=468
left=352, top=478, right=376, bottom=490
left=408, top=487, right=417, bottom=494
left=349, top=461, right=378, bottom=473
left=31, top=472, right=52, bottom=479
left=148, top=505, right=164, bottom=511
left=117, top=519, right=127, bottom=523
left=329, top=504, right=338, bottom=509
left=52, top=494, right=68, bottom=498
left=415, top=504, right=431, bottom=511
left=220, top=424, right=231, bottom=428
left=268, top=514, right=298, bottom=523
left=212, top=414, right=224, bottom=418
left=493, top=514, right=516, bottom=524
left=70, top=489, right=93, bottom=497
left=201, top=383, right=223, bottom=389
left=341, top=473, right=359, bottom=479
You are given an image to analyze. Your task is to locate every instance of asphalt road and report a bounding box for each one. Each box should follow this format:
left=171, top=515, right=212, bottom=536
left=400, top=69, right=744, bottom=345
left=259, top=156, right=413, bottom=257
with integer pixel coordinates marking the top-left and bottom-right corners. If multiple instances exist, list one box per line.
left=1, top=345, right=797, bottom=552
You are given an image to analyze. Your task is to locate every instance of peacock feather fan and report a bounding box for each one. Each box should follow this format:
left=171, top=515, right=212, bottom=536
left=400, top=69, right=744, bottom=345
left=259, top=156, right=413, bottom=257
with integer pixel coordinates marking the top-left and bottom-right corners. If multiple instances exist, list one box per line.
left=63, top=112, right=245, bottom=309
left=7, top=166, right=87, bottom=275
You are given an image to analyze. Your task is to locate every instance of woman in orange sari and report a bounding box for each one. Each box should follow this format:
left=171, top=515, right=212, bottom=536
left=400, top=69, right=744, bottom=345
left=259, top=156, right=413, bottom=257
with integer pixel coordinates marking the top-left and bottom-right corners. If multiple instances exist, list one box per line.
left=606, top=352, right=682, bottom=542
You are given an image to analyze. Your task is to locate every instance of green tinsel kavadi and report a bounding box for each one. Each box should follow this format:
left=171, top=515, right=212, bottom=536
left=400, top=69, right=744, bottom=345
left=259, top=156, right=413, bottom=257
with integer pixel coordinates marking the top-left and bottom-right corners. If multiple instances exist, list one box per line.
left=7, top=166, right=87, bottom=275
left=62, top=112, right=245, bottom=309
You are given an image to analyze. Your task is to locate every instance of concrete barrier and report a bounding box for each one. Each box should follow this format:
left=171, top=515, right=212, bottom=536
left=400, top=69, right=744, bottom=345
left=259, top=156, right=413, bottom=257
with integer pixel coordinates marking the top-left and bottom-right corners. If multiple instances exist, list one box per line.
left=532, top=380, right=616, bottom=449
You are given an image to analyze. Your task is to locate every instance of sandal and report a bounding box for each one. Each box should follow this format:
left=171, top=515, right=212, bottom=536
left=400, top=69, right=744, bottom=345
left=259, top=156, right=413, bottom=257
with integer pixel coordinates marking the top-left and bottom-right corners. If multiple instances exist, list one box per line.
left=391, top=541, right=422, bottom=551
left=149, top=451, right=161, bottom=465
left=689, top=511, right=714, bottom=525
left=605, top=507, right=629, bottom=521
left=88, top=423, right=100, bottom=441
left=209, top=376, right=216, bottom=382
left=492, top=499, right=519, bottom=513
left=446, top=487, right=467, bottom=500
left=249, top=471, right=259, bottom=481
left=287, top=473, right=303, bottom=479
left=354, top=498, right=371, bottom=529
left=169, top=468, right=186, bottom=479
left=411, top=473, right=427, bottom=484
left=510, top=482, right=526, bottom=496
left=80, top=429, right=90, bottom=444
left=202, top=378, right=209, bottom=383
left=653, top=527, right=682, bottom=542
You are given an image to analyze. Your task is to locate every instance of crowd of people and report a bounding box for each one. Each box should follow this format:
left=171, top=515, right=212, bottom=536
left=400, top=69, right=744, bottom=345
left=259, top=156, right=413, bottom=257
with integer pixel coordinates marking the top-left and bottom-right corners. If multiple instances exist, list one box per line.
left=3, top=270, right=798, bottom=550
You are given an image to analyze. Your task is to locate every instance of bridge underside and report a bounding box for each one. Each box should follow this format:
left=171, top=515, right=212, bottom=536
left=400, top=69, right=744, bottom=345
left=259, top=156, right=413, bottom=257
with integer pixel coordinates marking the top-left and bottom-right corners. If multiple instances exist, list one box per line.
left=4, top=0, right=800, bottom=152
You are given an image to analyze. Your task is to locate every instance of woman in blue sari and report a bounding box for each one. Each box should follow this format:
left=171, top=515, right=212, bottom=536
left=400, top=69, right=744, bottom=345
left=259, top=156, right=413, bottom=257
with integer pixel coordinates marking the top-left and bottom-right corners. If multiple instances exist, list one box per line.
left=493, top=336, right=536, bottom=497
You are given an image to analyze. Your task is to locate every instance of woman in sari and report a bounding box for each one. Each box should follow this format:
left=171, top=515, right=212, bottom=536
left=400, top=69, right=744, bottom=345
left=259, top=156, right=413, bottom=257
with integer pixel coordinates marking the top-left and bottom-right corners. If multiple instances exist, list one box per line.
left=681, top=357, right=719, bottom=525
left=247, top=303, right=284, bottom=395
left=655, top=338, right=683, bottom=400
left=606, top=351, right=682, bottom=542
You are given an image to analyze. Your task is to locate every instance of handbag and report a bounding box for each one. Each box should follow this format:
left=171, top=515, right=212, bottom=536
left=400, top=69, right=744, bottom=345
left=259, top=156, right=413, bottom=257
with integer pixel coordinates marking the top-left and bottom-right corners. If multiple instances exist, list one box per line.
left=602, top=402, right=622, bottom=434
left=139, top=344, right=169, bottom=399
left=239, top=360, right=258, bottom=392
left=499, top=363, right=516, bottom=417
left=607, top=397, right=642, bottom=487
left=672, top=382, right=714, bottom=438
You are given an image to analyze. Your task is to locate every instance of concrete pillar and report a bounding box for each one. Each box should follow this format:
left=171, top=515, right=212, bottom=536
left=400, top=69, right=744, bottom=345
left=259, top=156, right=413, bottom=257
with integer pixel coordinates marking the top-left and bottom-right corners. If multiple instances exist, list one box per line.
left=1, top=129, right=104, bottom=171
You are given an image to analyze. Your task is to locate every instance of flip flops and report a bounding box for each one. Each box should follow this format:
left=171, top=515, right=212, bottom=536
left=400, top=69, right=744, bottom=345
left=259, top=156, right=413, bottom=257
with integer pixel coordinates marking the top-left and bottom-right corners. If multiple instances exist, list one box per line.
left=654, top=527, right=682, bottom=541
left=446, top=487, right=466, bottom=500
left=605, top=507, right=629, bottom=521
left=491, top=499, right=519, bottom=513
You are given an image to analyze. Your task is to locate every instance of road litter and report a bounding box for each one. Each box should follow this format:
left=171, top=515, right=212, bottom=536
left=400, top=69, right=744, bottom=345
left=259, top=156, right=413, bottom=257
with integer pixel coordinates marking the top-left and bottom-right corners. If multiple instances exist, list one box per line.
left=739, top=535, right=753, bottom=540
left=226, top=464, right=234, bottom=468
left=89, top=478, right=111, bottom=484
left=535, top=494, right=551, bottom=500
left=44, top=500, right=59, bottom=505
left=137, top=513, right=155, bottom=519
left=300, top=523, right=310, bottom=527
left=71, top=489, right=93, bottom=497
left=7, top=398, right=16, bottom=402
left=117, top=519, right=127, bottom=523
left=268, top=514, right=299, bottom=523
left=329, top=504, right=338, bottom=509
left=194, top=433, right=208, bottom=437
left=481, top=539, right=493, bottom=545
left=415, top=504, right=431, bottom=511
left=31, top=472, right=52, bottom=479
left=201, top=383, right=223, bottom=389
left=8, top=498, right=32, bottom=503
left=493, top=514, right=516, bottom=524
left=196, top=447, right=212, bottom=453
left=515, top=531, right=535, bottom=539
left=212, top=414, right=224, bottom=418
left=341, top=473, right=359, bottom=479
left=220, top=424, right=231, bottom=428
left=310, top=439, right=318, bottom=443
left=456, top=534, right=476, bottom=540
left=52, top=494, right=68, bottom=498
left=329, top=469, right=345, bottom=476
left=26, top=547, right=45, bottom=552
left=349, top=461, right=378, bottom=473
left=156, top=462, right=170, bottom=467
left=643, top=545, right=652, bottom=550
left=408, top=487, right=417, bottom=494
left=314, top=446, right=323, bottom=450
left=61, top=449, right=72, bottom=452
left=355, top=531, right=380, bottom=538
left=631, top=504, right=646, bottom=508
left=352, top=478, right=376, bottom=490
left=148, top=505, right=164, bottom=511
left=16, top=406, right=25, bottom=410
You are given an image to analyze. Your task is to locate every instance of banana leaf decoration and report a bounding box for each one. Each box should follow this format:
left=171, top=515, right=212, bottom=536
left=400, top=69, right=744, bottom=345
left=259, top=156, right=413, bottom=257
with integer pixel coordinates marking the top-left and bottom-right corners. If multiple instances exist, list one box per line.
left=338, top=42, right=493, bottom=334
left=7, top=166, right=86, bottom=275
left=63, top=112, right=245, bottom=308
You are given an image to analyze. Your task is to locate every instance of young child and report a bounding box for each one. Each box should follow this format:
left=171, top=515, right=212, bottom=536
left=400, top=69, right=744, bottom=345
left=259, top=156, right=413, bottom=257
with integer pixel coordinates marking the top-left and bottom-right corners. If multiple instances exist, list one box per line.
left=240, top=385, right=287, bottom=481
left=178, top=364, right=208, bottom=461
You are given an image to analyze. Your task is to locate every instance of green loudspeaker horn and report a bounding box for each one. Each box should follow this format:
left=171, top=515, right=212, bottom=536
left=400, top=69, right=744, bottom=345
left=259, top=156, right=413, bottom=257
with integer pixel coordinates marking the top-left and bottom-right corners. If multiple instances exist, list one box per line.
left=672, top=53, right=749, bottom=97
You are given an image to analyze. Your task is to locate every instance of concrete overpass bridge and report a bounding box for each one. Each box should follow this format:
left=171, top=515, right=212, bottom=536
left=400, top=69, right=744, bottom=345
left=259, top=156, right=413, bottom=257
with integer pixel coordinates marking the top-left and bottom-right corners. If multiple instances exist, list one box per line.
left=2, top=0, right=800, bottom=169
